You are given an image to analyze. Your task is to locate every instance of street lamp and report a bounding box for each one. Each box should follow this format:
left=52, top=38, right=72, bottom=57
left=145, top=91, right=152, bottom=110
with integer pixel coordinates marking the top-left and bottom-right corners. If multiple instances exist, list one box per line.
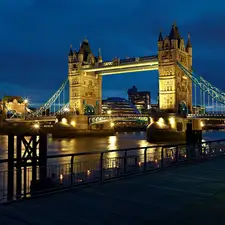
left=33, top=123, right=40, bottom=129
left=107, top=110, right=112, bottom=115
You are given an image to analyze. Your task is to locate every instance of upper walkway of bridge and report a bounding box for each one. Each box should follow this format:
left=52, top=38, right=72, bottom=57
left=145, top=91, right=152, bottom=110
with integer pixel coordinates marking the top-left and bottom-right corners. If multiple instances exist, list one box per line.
left=79, top=55, right=158, bottom=75
left=1, top=157, right=225, bottom=225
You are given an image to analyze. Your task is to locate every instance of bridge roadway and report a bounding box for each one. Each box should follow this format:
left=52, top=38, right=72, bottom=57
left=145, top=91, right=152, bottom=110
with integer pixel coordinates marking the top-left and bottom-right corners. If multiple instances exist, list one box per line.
left=2, top=158, right=225, bottom=224
left=5, top=114, right=225, bottom=124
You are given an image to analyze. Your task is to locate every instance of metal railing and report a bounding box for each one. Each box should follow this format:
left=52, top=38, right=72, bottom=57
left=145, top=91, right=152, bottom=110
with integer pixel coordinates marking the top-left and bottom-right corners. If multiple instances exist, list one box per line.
left=1, top=139, right=225, bottom=203
left=188, top=113, right=225, bottom=118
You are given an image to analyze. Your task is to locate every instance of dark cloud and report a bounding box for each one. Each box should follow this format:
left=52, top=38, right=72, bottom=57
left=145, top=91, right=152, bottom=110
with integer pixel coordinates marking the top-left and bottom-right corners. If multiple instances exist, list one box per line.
left=0, top=0, right=225, bottom=103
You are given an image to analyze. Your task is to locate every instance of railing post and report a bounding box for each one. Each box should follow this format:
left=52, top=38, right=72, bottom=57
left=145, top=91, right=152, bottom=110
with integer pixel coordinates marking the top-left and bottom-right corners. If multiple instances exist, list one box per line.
left=39, top=133, right=47, bottom=182
left=7, top=134, right=14, bottom=201
left=144, top=147, right=147, bottom=170
left=161, top=147, right=164, bottom=168
left=16, top=135, right=22, bottom=199
left=70, top=156, right=75, bottom=186
left=100, top=153, right=104, bottom=181
left=124, top=150, right=127, bottom=173
left=199, top=142, right=203, bottom=158
left=208, top=142, right=212, bottom=155
left=175, top=146, right=179, bottom=163
left=23, top=164, right=27, bottom=198
left=32, top=135, right=37, bottom=185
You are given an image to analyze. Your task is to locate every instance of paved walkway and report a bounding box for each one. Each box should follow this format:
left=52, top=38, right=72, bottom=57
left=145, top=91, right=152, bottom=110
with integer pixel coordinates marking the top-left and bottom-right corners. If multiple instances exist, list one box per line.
left=2, top=158, right=225, bottom=225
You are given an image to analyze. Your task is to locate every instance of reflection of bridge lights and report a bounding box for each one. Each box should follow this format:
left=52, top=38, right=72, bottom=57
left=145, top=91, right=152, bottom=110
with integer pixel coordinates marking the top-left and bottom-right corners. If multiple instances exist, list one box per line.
left=107, top=136, right=118, bottom=168
left=106, top=151, right=118, bottom=168
left=60, top=174, right=63, bottom=183
left=108, top=136, right=117, bottom=150
left=71, top=120, right=76, bottom=127
left=138, top=140, right=148, bottom=148
left=62, top=118, right=67, bottom=124
left=110, top=122, right=115, bottom=127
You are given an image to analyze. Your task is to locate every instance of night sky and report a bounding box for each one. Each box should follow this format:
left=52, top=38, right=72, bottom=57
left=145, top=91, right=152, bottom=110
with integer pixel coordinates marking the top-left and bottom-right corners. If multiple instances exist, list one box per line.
left=0, top=0, right=225, bottom=106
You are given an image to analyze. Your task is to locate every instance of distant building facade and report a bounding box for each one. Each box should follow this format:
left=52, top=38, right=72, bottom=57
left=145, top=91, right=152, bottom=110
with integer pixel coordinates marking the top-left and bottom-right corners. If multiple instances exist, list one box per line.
left=150, top=104, right=159, bottom=112
left=102, top=97, right=140, bottom=115
left=2, top=96, right=26, bottom=115
left=127, top=86, right=151, bottom=113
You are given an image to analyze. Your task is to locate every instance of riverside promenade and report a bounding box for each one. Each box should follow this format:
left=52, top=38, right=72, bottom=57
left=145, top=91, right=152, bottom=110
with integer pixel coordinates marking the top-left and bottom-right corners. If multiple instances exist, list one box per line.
left=1, top=157, right=225, bottom=225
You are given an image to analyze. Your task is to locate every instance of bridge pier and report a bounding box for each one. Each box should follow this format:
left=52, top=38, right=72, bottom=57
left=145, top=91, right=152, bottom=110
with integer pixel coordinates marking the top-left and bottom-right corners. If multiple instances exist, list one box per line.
left=7, top=131, right=47, bottom=201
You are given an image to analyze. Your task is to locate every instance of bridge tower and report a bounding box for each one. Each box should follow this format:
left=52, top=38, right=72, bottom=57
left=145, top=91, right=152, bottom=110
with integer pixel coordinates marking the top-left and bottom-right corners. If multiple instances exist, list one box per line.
left=68, top=39, right=102, bottom=115
left=158, top=24, right=192, bottom=114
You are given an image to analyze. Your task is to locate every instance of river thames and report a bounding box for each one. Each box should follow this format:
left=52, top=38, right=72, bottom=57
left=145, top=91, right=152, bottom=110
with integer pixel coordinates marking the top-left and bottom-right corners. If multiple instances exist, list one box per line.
left=0, top=130, right=225, bottom=160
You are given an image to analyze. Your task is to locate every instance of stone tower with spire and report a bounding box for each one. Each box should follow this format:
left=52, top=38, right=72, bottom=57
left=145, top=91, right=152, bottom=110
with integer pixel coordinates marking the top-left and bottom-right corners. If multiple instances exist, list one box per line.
left=68, top=39, right=102, bottom=115
left=158, top=24, right=192, bottom=114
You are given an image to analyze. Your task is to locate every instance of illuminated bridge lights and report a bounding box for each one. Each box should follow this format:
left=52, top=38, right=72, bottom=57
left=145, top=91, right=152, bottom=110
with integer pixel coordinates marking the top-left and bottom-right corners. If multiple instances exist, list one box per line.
left=88, top=115, right=150, bottom=125
left=187, top=114, right=225, bottom=119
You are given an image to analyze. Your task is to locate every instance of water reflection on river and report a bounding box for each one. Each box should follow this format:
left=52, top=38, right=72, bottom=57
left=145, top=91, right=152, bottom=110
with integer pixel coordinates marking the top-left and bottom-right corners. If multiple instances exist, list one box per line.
left=0, top=130, right=225, bottom=169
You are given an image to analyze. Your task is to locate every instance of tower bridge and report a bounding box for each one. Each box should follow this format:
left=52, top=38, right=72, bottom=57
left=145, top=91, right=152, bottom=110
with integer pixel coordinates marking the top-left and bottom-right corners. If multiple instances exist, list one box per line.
left=10, top=23, right=225, bottom=126
left=67, top=24, right=192, bottom=116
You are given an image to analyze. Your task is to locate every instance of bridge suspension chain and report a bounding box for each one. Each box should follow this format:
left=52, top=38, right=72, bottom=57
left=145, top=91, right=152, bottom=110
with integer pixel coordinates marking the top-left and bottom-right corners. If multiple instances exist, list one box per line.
left=177, top=62, right=225, bottom=114
left=32, top=78, right=69, bottom=116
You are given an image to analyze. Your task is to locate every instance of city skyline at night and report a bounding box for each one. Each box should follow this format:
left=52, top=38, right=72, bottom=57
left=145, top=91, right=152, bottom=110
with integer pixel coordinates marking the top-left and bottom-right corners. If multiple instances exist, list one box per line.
left=0, top=0, right=225, bottom=106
